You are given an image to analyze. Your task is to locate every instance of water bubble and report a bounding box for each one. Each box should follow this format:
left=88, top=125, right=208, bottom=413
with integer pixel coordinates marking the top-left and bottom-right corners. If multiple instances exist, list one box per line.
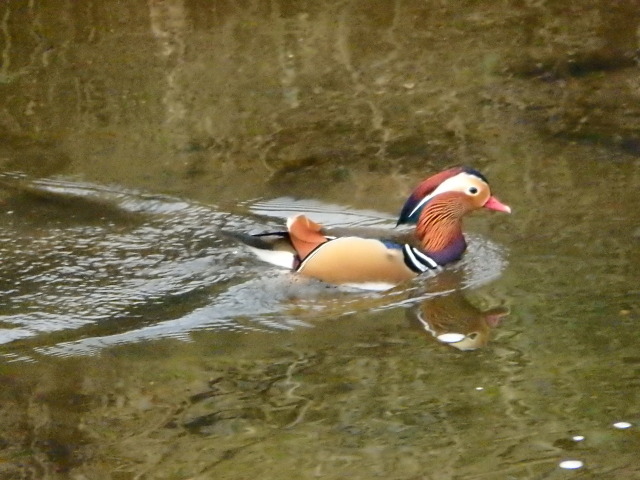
left=613, top=421, right=632, bottom=429
left=559, top=460, right=583, bottom=470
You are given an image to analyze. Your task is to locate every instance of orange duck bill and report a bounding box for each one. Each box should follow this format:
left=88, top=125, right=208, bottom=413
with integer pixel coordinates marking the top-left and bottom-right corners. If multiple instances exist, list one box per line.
left=483, top=196, right=511, bottom=214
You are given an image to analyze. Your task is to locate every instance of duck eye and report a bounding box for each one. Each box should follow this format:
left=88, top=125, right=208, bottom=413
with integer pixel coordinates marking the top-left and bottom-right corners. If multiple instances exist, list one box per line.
left=468, top=187, right=478, bottom=194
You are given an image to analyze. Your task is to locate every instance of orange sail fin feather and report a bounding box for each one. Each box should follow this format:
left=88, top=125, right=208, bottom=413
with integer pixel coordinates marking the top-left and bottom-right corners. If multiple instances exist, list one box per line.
left=232, top=166, right=511, bottom=291
left=286, top=215, right=329, bottom=261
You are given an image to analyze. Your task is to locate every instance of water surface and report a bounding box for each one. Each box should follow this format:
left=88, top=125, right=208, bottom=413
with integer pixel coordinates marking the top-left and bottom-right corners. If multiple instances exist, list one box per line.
left=1, top=1, right=639, bottom=479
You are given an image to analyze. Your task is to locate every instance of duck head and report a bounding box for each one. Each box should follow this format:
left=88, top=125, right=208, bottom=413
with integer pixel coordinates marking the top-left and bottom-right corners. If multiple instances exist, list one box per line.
left=397, top=166, right=511, bottom=226
left=399, top=166, right=511, bottom=265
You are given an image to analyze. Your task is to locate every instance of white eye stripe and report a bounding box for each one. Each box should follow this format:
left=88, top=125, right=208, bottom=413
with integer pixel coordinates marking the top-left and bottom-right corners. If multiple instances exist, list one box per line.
left=408, top=173, right=484, bottom=218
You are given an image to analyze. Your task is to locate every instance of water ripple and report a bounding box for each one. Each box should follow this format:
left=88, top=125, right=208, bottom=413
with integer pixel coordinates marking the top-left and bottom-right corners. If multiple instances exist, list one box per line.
left=0, top=176, right=509, bottom=358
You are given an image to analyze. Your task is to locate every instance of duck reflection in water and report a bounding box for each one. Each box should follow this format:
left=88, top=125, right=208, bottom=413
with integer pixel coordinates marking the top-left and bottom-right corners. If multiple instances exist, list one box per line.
left=408, top=273, right=509, bottom=351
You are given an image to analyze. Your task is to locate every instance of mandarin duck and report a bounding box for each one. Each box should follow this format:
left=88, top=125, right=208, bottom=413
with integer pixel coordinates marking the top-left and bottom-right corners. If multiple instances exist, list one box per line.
left=233, top=166, right=510, bottom=290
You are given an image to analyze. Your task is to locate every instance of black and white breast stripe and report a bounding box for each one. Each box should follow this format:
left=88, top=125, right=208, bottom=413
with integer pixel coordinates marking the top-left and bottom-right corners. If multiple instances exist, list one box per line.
left=402, top=245, right=440, bottom=274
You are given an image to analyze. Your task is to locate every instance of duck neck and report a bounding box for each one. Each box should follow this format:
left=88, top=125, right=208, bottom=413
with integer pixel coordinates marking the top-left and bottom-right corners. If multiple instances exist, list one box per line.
left=415, top=205, right=467, bottom=265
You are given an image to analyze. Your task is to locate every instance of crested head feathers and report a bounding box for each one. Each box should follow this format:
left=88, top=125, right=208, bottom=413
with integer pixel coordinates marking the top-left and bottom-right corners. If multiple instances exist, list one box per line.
left=397, top=166, right=489, bottom=226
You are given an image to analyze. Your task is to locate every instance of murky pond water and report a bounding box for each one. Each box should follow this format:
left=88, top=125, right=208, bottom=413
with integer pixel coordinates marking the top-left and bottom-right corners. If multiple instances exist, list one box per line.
left=1, top=1, right=640, bottom=479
